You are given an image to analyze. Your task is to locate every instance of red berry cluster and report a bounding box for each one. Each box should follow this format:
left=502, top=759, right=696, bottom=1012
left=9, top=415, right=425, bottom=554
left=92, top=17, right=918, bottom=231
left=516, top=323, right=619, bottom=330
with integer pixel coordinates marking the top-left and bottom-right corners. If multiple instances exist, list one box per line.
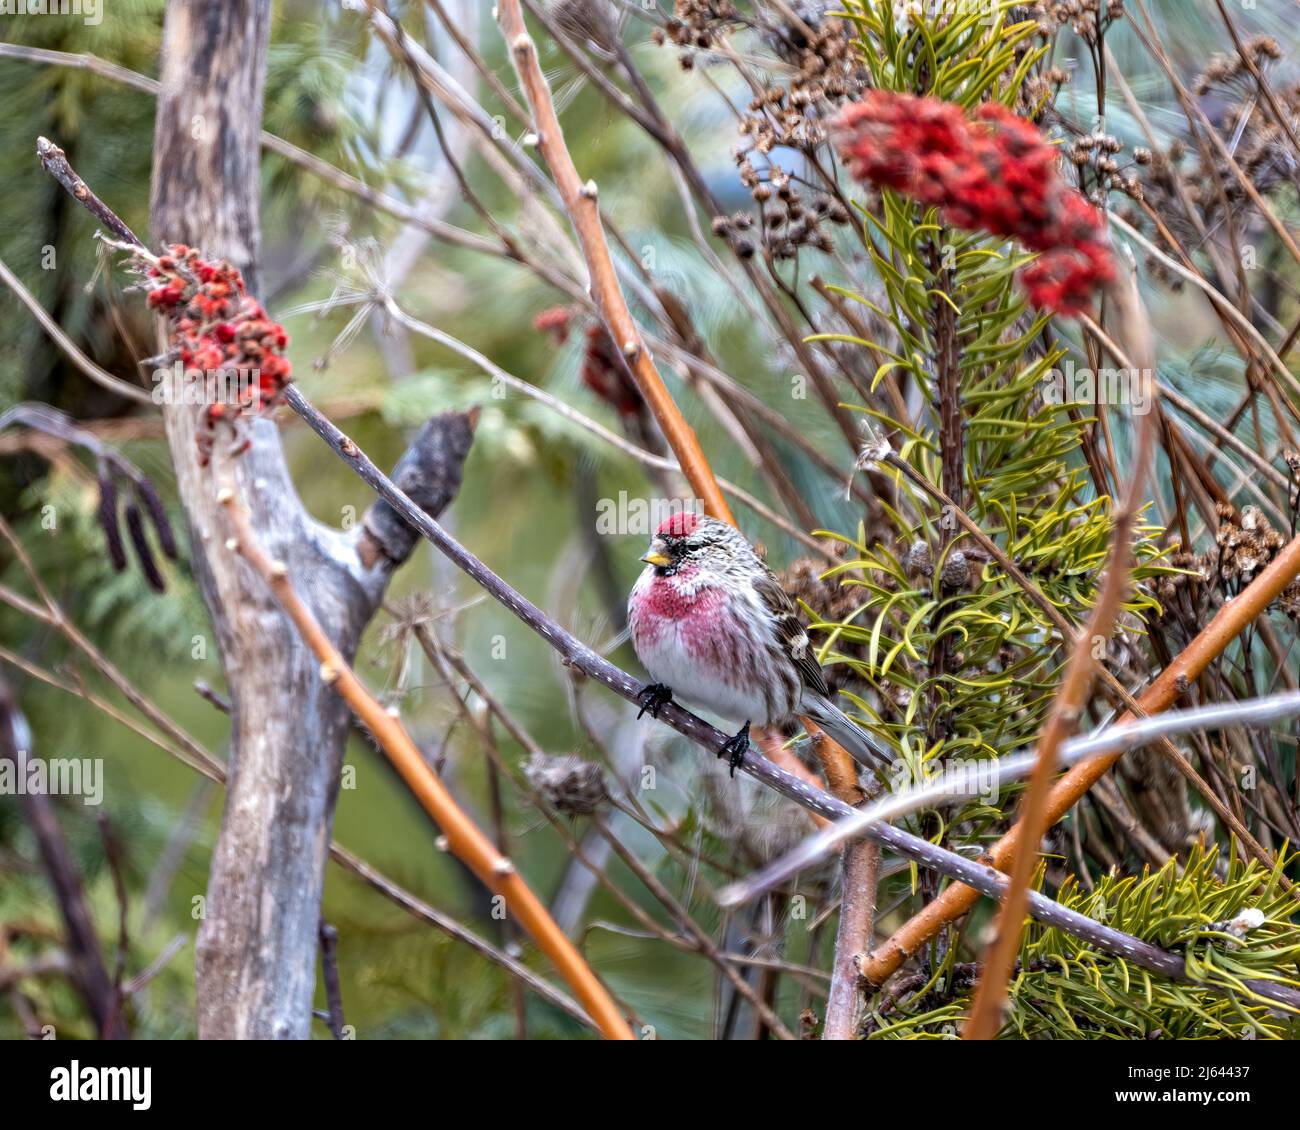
left=144, top=245, right=292, bottom=460
left=834, top=92, right=1114, bottom=315
left=532, top=305, right=573, bottom=344
left=532, top=307, right=643, bottom=417
left=580, top=325, right=641, bottom=418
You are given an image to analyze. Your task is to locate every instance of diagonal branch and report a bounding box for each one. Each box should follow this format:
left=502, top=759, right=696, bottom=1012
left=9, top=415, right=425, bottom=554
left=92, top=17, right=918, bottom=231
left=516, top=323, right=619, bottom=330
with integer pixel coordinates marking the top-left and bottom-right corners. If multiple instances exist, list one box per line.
left=720, top=690, right=1300, bottom=909
left=279, top=384, right=1300, bottom=1013
left=216, top=486, right=634, bottom=1041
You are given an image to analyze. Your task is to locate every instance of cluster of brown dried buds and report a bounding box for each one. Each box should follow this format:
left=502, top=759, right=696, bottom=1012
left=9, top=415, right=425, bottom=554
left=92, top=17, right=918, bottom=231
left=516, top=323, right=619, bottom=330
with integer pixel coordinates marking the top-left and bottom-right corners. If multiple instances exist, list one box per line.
left=1034, top=0, right=1126, bottom=43
left=1154, top=502, right=1300, bottom=624
left=1195, top=33, right=1282, bottom=96
left=711, top=180, right=849, bottom=261
left=658, top=3, right=864, bottom=261
left=1137, top=33, right=1296, bottom=275
left=1067, top=131, right=1145, bottom=203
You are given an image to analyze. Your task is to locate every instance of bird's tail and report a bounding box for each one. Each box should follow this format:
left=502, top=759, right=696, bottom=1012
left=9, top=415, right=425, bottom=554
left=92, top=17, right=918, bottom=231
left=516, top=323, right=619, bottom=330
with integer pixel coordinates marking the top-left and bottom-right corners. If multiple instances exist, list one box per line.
left=803, top=697, right=892, bottom=771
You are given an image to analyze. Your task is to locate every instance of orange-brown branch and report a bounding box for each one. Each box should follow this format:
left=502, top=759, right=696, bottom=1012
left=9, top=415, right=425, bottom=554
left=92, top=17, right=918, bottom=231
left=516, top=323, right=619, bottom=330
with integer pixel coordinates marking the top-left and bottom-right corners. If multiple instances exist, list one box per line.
left=217, top=488, right=634, bottom=1041
left=963, top=279, right=1158, bottom=1039
left=495, top=0, right=867, bottom=797
left=495, top=0, right=733, bottom=524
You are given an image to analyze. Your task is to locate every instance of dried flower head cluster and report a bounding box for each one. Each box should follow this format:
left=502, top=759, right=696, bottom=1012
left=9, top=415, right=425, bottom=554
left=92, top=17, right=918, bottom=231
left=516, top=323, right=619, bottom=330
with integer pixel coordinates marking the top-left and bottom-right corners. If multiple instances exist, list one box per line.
left=1153, top=502, right=1300, bottom=627
left=1133, top=34, right=1296, bottom=271
left=1185, top=37, right=1298, bottom=214
left=1034, top=0, right=1125, bottom=43
left=143, top=245, right=292, bottom=462
left=728, top=164, right=852, bottom=261
left=659, top=2, right=863, bottom=261
left=522, top=751, right=607, bottom=816
left=1212, top=503, right=1288, bottom=591
left=657, top=0, right=739, bottom=58
left=1067, top=130, right=1144, bottom=202
left=1194, top=34, right=1281, bottom=96
left=736, top=13, right=867, bottom=148
left=711, top=185, right=850, bottom=261
left=834, top=91, right=1115, bottom=314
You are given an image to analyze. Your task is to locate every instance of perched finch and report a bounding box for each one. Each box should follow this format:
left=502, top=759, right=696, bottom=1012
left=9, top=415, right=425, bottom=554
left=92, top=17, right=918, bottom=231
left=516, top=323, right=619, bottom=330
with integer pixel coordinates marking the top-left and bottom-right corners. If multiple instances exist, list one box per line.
left=628, top=512, right=891, bottom=775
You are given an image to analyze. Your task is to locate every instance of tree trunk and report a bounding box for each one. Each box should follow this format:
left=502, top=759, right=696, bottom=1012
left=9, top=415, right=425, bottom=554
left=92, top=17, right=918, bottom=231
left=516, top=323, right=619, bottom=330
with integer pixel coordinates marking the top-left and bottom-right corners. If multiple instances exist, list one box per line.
left=150, top=0, right=475, bottom=1038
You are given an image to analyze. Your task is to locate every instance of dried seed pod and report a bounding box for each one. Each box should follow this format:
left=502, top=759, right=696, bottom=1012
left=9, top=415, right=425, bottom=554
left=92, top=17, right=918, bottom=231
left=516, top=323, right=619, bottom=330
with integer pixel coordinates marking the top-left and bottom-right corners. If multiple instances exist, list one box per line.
left=906, top=539, right=934, bottom=578
left=941, top=549, right=970, bottom=589
left=124, top=503, right=166, bottom=593
left=135, top=477, right=178, bottom=561
left=97, top=471, right=128, bottom=572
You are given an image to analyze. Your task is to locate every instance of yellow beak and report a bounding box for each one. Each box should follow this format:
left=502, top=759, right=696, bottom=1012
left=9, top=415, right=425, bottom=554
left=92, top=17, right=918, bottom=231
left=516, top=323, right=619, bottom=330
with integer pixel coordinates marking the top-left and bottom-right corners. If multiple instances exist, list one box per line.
left=641, top=551, right=671, bottom=568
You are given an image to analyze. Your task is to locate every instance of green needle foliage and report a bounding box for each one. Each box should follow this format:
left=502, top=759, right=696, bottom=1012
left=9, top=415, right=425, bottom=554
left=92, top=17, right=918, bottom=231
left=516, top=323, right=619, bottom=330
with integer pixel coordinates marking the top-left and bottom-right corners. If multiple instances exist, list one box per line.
left=796, top=2, right=1287, bottom=1038
left=867, top=847, right=1300, bottom=1039
left=813, top=1, right=1169, bottom=794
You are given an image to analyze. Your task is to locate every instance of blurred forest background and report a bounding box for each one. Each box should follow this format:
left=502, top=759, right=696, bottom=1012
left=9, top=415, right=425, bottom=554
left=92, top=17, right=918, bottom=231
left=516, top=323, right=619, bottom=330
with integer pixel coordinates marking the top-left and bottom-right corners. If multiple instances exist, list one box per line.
left=2, top=0, right=1300, bottom=1040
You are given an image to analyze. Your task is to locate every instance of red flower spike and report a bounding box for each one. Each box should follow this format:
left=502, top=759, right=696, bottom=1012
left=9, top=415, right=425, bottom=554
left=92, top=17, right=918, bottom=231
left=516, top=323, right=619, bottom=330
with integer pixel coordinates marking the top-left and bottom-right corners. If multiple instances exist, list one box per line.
left=142, top=244, right=295, bottom=458
left=580, top=325, right=641, bottom=417
left=834, top=93, right=1114, bottom=317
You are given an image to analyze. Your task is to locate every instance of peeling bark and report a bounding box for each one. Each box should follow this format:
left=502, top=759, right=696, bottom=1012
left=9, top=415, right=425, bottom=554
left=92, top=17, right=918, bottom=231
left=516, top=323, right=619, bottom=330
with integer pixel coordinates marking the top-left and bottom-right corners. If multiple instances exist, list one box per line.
left=149, top=0, right=475, bottom=1038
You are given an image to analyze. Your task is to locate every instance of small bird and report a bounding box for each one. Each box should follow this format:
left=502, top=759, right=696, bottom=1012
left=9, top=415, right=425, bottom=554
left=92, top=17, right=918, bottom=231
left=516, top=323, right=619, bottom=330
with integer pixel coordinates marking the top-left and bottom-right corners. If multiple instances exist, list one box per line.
left=628, top=512, right=892, bottom=775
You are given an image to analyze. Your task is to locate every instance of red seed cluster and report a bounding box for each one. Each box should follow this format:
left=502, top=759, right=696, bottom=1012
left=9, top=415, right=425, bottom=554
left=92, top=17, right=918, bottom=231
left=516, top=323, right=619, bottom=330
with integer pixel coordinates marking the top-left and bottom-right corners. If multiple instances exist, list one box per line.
left=580, top=325, right=642, bottom=418
left=834, top=92, right=1114, bottom=316
left=532, top=305, right=573, bottom=344
left=144, top=245, right=292, bottom=459
left=533, top=308, right=649, bottom=428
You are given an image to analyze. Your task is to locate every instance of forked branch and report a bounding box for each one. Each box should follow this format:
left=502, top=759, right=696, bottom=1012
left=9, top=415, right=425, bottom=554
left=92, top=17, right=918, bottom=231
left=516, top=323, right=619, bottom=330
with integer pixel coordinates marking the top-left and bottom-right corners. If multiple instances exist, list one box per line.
left=216, top=486, right=634, bottom=1041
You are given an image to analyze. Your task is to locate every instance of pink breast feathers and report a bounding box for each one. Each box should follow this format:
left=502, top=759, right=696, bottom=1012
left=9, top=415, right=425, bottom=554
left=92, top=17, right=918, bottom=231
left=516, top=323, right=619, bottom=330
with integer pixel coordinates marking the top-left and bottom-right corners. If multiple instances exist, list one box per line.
left=631, top=570, right=727, bottom=653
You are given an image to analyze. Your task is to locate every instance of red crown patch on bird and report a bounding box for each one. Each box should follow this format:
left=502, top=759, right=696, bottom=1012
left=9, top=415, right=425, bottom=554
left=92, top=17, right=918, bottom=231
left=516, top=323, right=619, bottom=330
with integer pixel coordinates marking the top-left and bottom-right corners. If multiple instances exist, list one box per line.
left=656, top=511, right=700, bottom=538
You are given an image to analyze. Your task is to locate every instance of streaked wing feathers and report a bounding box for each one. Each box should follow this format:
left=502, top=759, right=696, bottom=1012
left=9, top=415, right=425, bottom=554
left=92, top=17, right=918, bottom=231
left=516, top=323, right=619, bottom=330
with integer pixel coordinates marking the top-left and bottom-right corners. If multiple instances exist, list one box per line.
left=753, top=567, right=830, bottom=699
